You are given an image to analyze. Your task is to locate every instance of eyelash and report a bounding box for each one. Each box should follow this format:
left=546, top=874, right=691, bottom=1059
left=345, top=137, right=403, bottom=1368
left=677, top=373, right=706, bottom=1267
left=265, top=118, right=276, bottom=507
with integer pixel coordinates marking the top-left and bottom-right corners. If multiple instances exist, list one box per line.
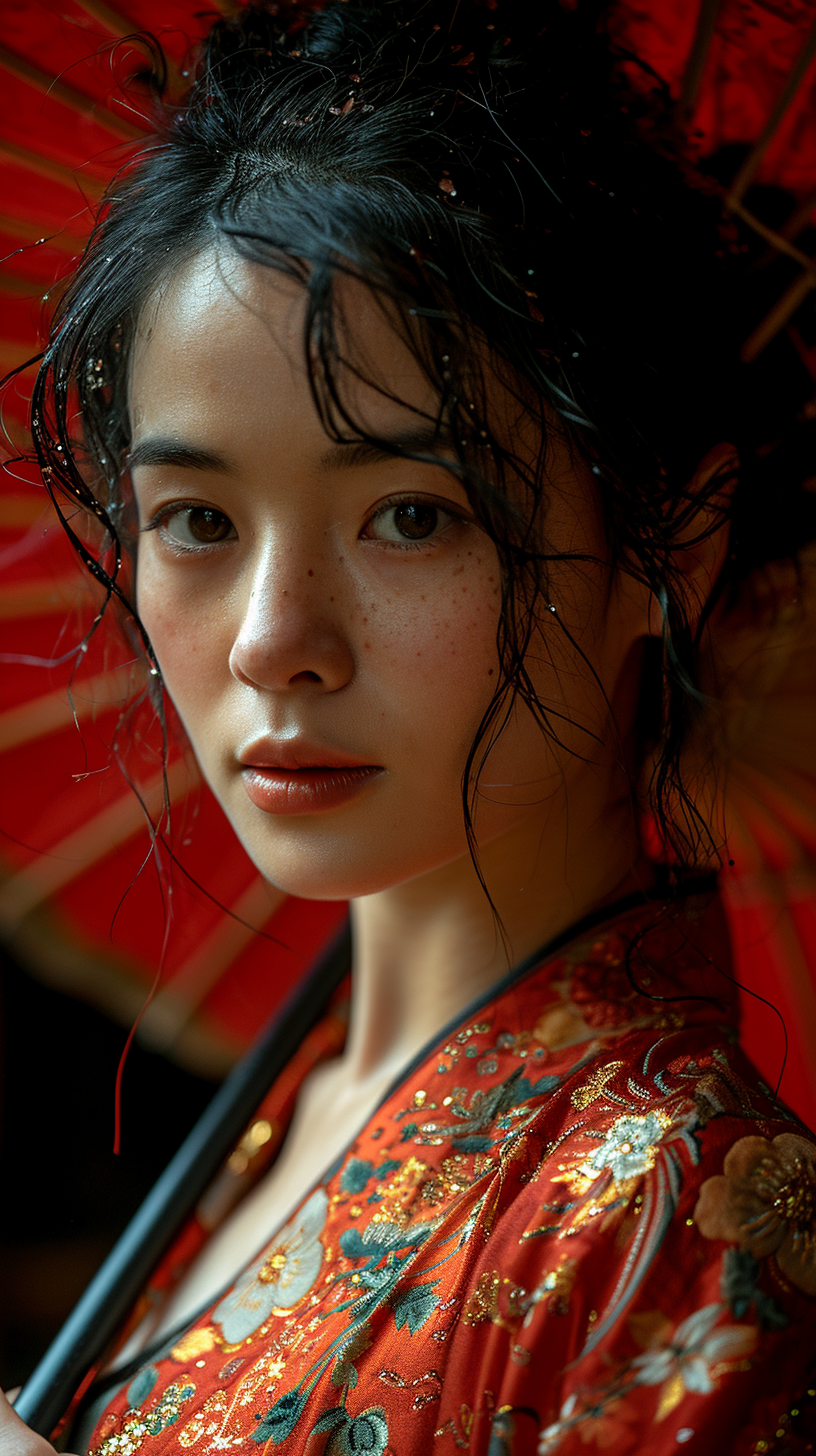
left=141, top=502, right=236, bottom=554
left=141, top=493, right=468, bottom=555
left=362, top=494, right=463, bottom=550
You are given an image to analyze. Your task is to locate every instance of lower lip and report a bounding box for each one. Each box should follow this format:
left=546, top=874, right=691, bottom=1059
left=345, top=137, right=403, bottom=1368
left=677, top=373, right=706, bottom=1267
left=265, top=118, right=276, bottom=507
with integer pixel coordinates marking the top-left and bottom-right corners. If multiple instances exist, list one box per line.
left=241, top=765, right=385, bottom=815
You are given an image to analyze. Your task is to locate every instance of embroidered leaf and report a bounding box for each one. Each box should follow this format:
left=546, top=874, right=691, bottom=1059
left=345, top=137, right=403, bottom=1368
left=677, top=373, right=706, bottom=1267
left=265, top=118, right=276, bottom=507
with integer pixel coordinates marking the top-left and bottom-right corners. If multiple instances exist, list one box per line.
left=362, top=1219, right=431, bottom=1251
left=452, top=1136, right=493, bottom=1153
left=721, top=1248, right=789, bottom=1330
left=341, top=1158, right=376, bottom=1193
left=393, top=1281, right=440, bottom=1334
left=340, top=1228, right=369, bottom=1260
left=126, top=1365, right=158, bottom=1410
left=252, top=1388, right=306, bottom=1444
left=311, top=1407, right=349, bottom=1435
left=377, top=1159, right=402, bottom=1177
left=515, top=1073, right=561, bottom=1102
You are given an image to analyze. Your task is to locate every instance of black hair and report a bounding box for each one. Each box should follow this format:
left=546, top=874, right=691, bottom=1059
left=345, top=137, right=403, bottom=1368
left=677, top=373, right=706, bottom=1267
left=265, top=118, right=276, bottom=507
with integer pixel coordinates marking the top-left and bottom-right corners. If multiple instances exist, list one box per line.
left=18, top=0, right=816, bottom=879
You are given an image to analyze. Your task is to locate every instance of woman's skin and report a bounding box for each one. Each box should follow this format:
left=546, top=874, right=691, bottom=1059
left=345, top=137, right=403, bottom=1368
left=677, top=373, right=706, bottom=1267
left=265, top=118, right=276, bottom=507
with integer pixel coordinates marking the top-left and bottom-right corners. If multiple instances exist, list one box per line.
left=0, top=249, right=730, bottom=1447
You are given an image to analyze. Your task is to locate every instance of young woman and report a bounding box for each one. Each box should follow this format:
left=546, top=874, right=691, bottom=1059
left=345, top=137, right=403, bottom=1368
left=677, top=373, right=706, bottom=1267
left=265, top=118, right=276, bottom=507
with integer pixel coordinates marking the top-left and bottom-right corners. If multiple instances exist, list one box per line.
left=3, top=1, right=816, bottom=1451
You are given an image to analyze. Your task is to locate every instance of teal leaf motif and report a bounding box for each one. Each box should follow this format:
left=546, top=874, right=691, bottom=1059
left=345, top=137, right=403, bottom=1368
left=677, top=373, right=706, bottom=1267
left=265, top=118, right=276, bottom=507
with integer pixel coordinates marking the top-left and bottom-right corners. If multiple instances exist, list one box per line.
left=341, top=1159, right=376, bottom=1194
left=376, top=1159, right=402, bottom=1178
left=339, top=1228, right=369, bottom=1260
left=252, top=1388, right=307, bottom=1445
left=452, top=1135, right=493, bottom=1153
left=311, top=1407, right=349, bottom=1436
left=126, top=1366, right=158, bottom=1410
left=720, top=1248, right=789, bottom=1330
left=506, top=1072, right=560, bottom=1104
left=393, top=1281, right=440, bottom=1334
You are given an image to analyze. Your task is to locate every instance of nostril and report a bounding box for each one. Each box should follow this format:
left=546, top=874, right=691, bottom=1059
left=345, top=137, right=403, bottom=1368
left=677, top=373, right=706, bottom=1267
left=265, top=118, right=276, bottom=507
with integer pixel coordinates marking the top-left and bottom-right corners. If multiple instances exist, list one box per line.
left=289, top=670, right=322, bottom=685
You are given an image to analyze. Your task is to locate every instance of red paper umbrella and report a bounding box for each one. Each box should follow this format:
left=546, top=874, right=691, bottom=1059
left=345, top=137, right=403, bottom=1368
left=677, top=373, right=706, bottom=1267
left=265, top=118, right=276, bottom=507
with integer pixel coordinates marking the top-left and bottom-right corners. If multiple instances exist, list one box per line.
left=0, top=0, right=346, bottom=1078
left=1, top=0, right=816, bottom=1126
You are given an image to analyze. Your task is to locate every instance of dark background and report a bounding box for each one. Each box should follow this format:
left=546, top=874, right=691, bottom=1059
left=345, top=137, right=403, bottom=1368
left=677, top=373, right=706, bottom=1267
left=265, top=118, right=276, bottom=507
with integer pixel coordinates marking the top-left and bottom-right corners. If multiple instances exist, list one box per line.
left=0, top=944, right=215, bottom=1392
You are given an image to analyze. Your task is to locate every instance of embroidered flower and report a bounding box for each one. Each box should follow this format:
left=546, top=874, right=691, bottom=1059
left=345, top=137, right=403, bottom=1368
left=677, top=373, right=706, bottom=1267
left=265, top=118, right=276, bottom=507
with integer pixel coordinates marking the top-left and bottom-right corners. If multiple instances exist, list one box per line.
left=212, top=1188, right=327, bottom=1343
left=631, top=1302, right=756, bottom=1410
left=582, top=1110, right=673, bottom=1183
left=537, top=1391, right=638, bottom=1452
left=327, top=1406, right=389, bottom=1455
left=694, top=1133, right=816, bottom=1295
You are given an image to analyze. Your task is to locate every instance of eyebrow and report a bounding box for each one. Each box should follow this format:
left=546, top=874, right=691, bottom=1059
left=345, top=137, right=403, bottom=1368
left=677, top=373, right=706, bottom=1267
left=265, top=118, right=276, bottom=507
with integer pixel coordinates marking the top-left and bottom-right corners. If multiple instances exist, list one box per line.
left=319, top=428, right=457, bottom=472
left=126, top=426, right=456, bottom=477
left=126, top=440, right=236, bottom=475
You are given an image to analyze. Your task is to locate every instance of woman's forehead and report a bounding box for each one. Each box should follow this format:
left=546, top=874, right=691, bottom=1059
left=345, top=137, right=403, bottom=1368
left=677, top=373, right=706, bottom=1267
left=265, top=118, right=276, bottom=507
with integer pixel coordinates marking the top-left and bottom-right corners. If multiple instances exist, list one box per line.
left=130, top=248, right=442, bottom=435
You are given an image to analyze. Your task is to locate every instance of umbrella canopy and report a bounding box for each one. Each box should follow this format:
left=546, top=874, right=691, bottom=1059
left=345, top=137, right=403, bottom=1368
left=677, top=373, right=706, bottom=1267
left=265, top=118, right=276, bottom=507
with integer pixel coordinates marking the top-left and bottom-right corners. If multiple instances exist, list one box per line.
left=1, top=0, right=816, bottom=1121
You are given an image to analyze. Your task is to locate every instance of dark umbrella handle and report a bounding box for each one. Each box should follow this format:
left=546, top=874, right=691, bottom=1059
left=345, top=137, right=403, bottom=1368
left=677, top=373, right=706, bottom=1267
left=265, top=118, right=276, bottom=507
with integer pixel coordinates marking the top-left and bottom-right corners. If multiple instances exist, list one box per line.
left=14, top=922, right=351, bottom=1439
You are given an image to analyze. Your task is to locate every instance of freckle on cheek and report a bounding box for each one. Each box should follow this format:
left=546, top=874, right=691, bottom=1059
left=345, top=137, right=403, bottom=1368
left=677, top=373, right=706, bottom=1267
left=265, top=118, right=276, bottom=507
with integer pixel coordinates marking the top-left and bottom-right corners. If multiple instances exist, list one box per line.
left=307, top=569, right=314, bottom=577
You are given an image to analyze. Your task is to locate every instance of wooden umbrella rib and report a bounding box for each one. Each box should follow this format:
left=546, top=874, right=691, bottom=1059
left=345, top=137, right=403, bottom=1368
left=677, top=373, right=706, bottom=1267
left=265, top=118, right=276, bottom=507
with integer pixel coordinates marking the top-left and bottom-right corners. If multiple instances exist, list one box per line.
left=0, top=756, right=197, bottom=928
left=741, top=265, right=816, bottom=363
left=678, top=0, right=724, bottom=118
left=0, top=139, right=108, bottom=196
left=0, top=44, right=147, bottom=142
left=727, top=198, right=813, bottom=271
left=0, top=494, right=57, bottom=528
left=0, top=211, right=89, bottom=257
left=0, top=267, right=72, bottom=300
left=0, top=665, right=139, bottom=753
left=0, top=576, right=100, bottom=621
left=138, top=877, right=289, bottom=1053
left=71, top=0, right=144, bottom=38
left=726, top=15, right=816, bottom=209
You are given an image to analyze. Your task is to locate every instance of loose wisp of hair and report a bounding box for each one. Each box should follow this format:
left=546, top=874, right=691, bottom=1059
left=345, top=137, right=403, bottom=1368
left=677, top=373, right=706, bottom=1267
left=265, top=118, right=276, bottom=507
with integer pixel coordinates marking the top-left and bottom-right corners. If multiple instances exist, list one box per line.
left=13, top=0, right=816, bottom=886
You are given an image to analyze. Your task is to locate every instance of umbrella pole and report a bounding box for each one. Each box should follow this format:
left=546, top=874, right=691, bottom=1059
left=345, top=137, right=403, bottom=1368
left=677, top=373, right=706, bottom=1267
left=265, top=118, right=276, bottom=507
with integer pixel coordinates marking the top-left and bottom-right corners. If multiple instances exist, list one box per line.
left=13, top=922, right=352, bottom=1440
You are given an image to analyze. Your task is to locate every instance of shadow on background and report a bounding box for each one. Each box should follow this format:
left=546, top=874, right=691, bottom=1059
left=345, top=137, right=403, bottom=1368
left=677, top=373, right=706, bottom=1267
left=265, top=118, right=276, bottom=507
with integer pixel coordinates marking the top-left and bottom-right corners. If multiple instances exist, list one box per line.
left=0, top=943, right=216, bottom=1392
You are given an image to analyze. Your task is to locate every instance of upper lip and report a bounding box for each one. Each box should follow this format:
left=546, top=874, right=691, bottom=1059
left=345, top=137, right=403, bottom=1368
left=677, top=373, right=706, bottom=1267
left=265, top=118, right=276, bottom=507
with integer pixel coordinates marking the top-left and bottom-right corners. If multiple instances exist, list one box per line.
left=238, top=737, right=381, bottom=771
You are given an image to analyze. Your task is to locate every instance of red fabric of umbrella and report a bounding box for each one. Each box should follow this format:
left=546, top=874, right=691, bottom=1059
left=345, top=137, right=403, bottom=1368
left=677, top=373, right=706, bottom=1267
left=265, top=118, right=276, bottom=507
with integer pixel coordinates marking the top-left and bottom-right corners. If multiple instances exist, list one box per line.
left=1, top=0, right=815, bottom=1123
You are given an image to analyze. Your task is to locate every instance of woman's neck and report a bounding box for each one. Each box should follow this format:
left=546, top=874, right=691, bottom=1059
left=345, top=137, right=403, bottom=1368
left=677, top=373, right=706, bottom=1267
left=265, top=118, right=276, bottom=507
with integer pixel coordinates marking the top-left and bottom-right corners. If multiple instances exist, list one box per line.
left=343, top=779, right=655, bottom=1085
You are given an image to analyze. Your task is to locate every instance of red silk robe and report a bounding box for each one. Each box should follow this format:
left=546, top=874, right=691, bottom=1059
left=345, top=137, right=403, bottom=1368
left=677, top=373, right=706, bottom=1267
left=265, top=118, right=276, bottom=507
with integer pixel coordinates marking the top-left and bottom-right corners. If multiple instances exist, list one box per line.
left=72, top=893, right=816, bottom=1454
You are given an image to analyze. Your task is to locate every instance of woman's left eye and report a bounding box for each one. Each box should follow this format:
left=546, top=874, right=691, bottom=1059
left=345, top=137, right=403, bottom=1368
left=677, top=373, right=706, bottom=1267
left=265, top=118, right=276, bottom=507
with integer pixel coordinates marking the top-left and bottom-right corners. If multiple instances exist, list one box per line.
left=364, top=500, right=454, bottom=545
left=156, top=506, right=237, bottom=547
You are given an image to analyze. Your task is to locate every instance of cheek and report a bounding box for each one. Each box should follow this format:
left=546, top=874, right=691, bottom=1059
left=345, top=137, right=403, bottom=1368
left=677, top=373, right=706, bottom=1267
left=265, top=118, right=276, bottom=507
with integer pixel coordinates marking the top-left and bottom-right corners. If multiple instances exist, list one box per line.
left=366, top=549, right=502, bottom=730
left=135, top=556, right=231, bottom=706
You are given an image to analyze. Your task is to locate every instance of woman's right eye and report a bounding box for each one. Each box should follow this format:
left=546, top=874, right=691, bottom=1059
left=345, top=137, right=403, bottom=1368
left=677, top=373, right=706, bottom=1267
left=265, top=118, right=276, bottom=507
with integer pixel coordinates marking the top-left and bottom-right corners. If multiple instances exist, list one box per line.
left=160, top=506, right=237, bottom=547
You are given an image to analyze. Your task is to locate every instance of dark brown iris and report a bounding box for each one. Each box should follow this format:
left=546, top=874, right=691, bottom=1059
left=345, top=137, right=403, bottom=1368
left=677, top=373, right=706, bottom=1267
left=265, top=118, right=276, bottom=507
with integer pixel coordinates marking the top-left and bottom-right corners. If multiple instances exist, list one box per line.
left=394, top=503, right=438, bottom=539
left=187, top=507, right=232, bottom=542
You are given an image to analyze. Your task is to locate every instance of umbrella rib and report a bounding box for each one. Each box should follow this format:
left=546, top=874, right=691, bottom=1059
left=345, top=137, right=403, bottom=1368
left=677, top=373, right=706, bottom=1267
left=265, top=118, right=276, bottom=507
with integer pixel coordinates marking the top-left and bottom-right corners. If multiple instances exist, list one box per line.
left=0, top=757, right=196, bottom=928
left=0, top=665, right=138, bottom=752
left=678, top=0, right=724, bottom=119
left=0, top=44, right=147, bottom=141
left=726, top=15, right=816, bottom=208
left=138, top=878, right=289, bottom=1054
left=0, top=575, right=103, bottom=620
left=0, top=139, right=107, bottom=195
left=0, top=211, right=88, bottom=257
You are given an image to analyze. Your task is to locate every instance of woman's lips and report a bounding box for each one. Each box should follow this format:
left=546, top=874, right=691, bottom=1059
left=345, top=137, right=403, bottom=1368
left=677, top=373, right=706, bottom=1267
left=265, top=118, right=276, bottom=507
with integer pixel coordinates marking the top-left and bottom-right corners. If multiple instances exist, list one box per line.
left=242, top=764, right=385, bottom=815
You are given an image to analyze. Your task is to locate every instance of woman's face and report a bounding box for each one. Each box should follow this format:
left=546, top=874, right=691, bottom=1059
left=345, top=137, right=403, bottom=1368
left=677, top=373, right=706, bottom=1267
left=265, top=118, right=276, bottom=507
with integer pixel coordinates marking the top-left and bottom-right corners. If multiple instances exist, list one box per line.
left=129, top=249, right=647, bottom=901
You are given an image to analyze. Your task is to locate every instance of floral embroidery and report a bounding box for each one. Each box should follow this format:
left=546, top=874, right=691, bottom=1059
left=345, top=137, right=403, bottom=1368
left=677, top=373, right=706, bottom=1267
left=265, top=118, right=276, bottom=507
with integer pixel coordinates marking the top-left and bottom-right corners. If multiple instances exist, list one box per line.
left=629, top=1303, right=757, bottom=1417
left=694, top=1133, right=816, bottom=1294
left=212, top=1187, right=328, bottom=1342
left=582, top=1110, right=673, bottom=1182
left=78, top=902, right=814, bottom=1456
left=89, top=1382, right=196, bottom=1455
left=310, top=1403, right=389, bottom=1454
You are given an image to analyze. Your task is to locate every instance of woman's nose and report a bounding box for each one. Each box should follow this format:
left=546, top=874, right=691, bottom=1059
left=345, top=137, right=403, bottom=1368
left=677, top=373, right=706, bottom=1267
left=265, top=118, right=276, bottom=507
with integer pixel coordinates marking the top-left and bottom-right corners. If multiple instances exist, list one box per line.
left=228, top=545, right=354, bottom=693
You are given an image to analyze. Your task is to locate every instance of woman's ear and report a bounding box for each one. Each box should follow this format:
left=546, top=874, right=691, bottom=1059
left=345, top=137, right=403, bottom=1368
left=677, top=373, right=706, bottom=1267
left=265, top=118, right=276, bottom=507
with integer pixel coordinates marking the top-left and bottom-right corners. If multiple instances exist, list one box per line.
left=649, top=436, right=740, bottom=631
left=653, top=442, right=737, bottom=632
